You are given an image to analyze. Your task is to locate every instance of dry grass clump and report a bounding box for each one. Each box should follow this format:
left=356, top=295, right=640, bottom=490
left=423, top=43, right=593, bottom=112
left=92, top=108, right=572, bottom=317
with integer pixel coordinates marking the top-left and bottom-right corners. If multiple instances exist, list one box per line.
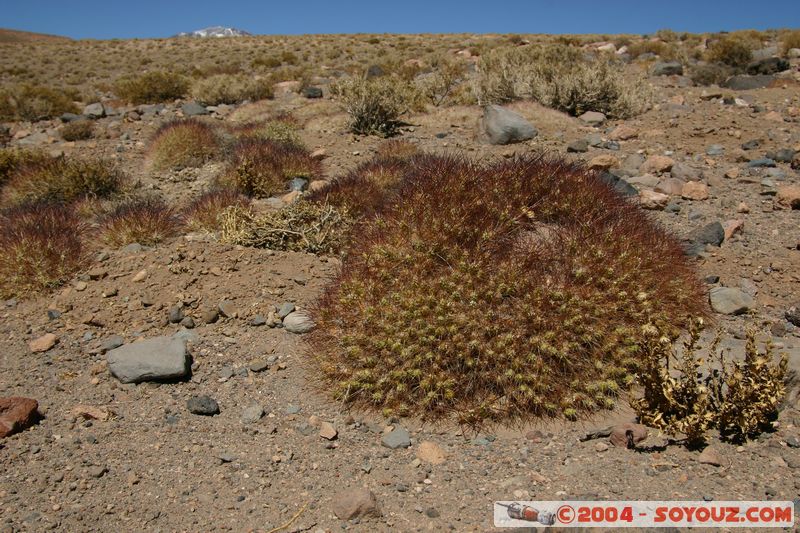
left=190, top=74, right=273, bottom=105
left=330, top=76, right=413, bottom=136
left=309, top=154, right=707, bottom=426
left=0, top=84, right=79, bottom=121
left=114, top=71, right=190, bottom=104
left=0, top=148, right=49, bottom=188
left=228, top=119, right=302, bottom=146
left=780, top=30, right=800, bottom=56
left=147, top=119, right=219, bottom=171
left=475, top=45, right=652, bottom=118
left=1, top=156, right=124, bottom=207
left=184, top=189, right=251, bottom=232
left=217, top=138, right=321, bottom=198
left=706, top=36, right=753, bottom=68
left=634, top=320, right=787, bottom=445
left=220, top=201, right=352, bottom=254
left=689, top=63, right=734, bottom=86
left=376, top=139, right=418, bottom=160
left=0, top=203, right=86, bottom=298
left=60, top=120, right=94, bottom=141
left=99, top=196, right=182, bottom=247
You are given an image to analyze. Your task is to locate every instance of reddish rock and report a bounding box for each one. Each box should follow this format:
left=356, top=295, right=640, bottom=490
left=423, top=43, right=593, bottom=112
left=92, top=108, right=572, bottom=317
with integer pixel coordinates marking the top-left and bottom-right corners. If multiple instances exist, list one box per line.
left=0, top=397, right=39, bottom=438
left=587, top=154, right=619, bottom=170
left=775, top=186, right=800, bottom=209
left=29, top=333, right=58, bottom=353
left=723, top=219, right=744, bottom=240
left=641, top=155, right=675, bottom=174
left=639, top=189, right=669, bottom=210
left=609, top=423, right=648, bottom=448
left=608, top=124, right=638, bottom=141
left=681, top=181, right=709, bottom=200
left=654, top=177, right=685, bottom=196
left=331, top=487, right=381, bottom=520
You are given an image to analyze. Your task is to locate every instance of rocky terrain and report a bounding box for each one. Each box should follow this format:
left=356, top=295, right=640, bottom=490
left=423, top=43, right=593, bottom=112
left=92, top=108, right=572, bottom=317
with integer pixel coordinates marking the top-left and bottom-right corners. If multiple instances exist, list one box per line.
left=1, top=30, right=800, bottom=532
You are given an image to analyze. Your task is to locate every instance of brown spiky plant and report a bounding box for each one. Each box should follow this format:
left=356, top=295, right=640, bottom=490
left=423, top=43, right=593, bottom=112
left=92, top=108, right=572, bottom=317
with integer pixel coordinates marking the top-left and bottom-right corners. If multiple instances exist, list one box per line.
left=1, top=155, right=124, bottom=207
left=0, top=147, right=50, bottom=188
left=308, top=154, right=707, bottom=427
left=184, top=189, right=251, bottom=232
left=375, top=139, right=419, bottom=160
left=99, top=196, right=182, bottom=247
left=216, top=138, right=321, bottom=198
left=0, top=203, right=87, bottom=298
left=147, top=119, right=219, bottom=171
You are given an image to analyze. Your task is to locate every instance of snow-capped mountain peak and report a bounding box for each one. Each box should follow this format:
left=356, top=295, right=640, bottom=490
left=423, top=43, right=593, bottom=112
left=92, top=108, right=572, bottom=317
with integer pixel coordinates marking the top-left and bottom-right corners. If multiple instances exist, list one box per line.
left=175, top=26, right=252, bottom=38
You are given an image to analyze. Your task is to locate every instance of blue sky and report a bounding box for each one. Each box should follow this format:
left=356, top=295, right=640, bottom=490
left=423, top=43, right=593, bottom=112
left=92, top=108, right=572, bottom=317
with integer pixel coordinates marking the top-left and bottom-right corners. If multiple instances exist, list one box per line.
left=3, top=0, right=800, bottom=40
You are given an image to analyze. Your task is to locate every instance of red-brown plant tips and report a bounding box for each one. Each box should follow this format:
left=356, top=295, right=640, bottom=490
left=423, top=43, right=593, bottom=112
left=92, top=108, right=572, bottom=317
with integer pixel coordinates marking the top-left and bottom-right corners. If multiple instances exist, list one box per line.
left=147, top=119, right=218, bottom=171
left=99, top=196, right=182, bottom=247
left=0, top=203, right=86, bottom=299
left=184, top=188, right=251, bottom=232
left=308, top=154, right=707, bottom=427
left=217, top=138, right=321, bottom=198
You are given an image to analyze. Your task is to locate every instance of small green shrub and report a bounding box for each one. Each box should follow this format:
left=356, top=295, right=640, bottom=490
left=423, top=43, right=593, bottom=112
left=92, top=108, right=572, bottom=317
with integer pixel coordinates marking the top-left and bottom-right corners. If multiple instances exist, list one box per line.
left=634, top=320, right=787, bottom=445
left=706, top=36, right=753, bottom=68
left=114, top=71, right=190, bottom=104
left=184, top=189, right=251, bottom=232
left=217, top=138, right=321, bottom=198
left=0, top=203, right=86, bottom=298
left=100, top=196, right=182, bottom=247
left=60, top=120, right=94, bottom=141
left=0, top=84, right=79, bottom=121
left=2, top=156, right=124, bottom=207
left=330, top=76, right=412, bottom=136
left=147, top=119, right=219, bottom=171
left=416, top=58, right=468, bottom=107
left=191, top=74, right=273, bottom=105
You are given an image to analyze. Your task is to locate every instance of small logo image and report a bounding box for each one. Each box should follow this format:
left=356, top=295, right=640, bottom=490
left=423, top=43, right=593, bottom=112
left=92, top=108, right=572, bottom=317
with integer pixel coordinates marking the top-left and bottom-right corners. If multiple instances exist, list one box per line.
left=496, top=502, right=556, bottom=525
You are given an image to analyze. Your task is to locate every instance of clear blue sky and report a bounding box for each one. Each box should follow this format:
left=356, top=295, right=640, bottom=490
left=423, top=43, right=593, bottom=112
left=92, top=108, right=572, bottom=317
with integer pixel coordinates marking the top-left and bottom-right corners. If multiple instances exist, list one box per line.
left=4, top=0, right=800, bottom=40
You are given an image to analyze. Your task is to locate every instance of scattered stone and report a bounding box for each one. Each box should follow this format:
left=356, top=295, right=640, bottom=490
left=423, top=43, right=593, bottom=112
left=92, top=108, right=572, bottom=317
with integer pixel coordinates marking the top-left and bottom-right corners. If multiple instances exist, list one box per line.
left=425, top=507, right=440, bottom=518
left=168, top=305, right=184, bottom=324
left=187, top=395, right=220, bottom=416
left=277, top=302, right=295, bottom=319
left=567, top=139, right=589, bottom=153
left=88, top=465, right=108, bottom=478
left=131, top=269, right=147, bottom=282
left=302, top=86, right=323, bottom=98
left=478, top=105, right=538, bottom=145
left=416, top=441, right=446, bottom=464
left=608, top=124, right=638, bottom=141
left=578, top=111, right=606, bottom=125
left=723, top=219, right=744, bottom=240
left=0, top=397, right=39, bottom=438
left=250, top=315, right=267, bottom=326
left=241, top=404, right=264, bottom=424
left=249, top=360, right=270, bottom=372
left=775, top=186, right=800, bottom=210
left=746, top=57, right=789, bottom=75
left=181, top=102, right=208, bottom=116
left=709, top=287, right=755, bottom=315
left=639, top=189, right=669, bottom=210
left=71, top=404, right=111, bottom=422
left=736, top=202, right=750, bottom=213
left=83, top=102, right=105, bottom=118
left=595, top=442, right=610, bottom=452
left=741, top=139, right=760, bottom=151
left=609, top=423, right=648, bottom=448
left=681, top=181, right=709, bottom=201
left=652, top=61, right=683, bottom=76
left=382, top=427, right=412, bottom=449
left=641, top=155, right=674, bottom=174
left=588, top=154, right=619, bottom=170
left=670, top=162, right=703, bottom=181
left=706, top=145, right=725, bottom=156
left=218, top=300, right=237, bottom=318
left=698, top=446, right=723, bottom=466
left=201, top=308, right=219, bottom=324
left=747, top=158, right=776, bottom=168
left=100, top=335, right=124, bottom=353
left=784, top=304, right=800, bottom=327
left=319, top=421, right=338, bottom=440
left=106, top=336, right=190, bottom=383
left=331, top=488, right=381, bottom=520
left=29, top=333, right=58, bottom=353
left=180, top=316, right=195, bottom=329
left=722, top=75, right=775, bottom=91
left=283, top=311, right=314, bottom=334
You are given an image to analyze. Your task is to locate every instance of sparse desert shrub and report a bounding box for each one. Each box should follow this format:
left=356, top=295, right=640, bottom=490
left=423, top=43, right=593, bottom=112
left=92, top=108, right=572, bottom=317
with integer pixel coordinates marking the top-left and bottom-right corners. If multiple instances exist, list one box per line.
left=415, top=58, right=468, bottom=107
left=330, top=76, right=412, bottom=136
left=309, top=154, right=707, bottom=426
left=114, top=71, right=190, bottom=104
left=184, top=189, right=251, bottom=232
left=0, top=148, right=49, bottom=188
left=147, top=119, right=218, bottom=171
left=706, top=36, right=753, bottom=68
left=60, top=120, right=94, bottom=141
left=375, top=139, right=418, bottom=160
left=0, top=84, right=79, bottom=121
left=229, top=120, right=302, bottom=146
left=191, top=74, right=273, bottom=105
left=780, top=30, right=800, bottom=56
left=99, top=196, right=182, bottom=247
left=475, top=45, right=652, bottom=118
left=217, top=138, right=321, bottom=198
left=0, top=203, right=86, bottom=298
left=689, top=63, right=733, bottom=86
left=2, top=156, right=124, bottom=207
left=634, top=320, right=787, bottom=445
left=220, top=201, right=351, bottom=254
left=627, top=40, right=686, bottom=62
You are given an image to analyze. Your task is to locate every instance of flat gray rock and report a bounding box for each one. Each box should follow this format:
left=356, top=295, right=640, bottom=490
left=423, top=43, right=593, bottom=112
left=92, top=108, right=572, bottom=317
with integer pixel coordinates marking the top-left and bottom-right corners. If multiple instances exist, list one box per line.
left=709, top=287, right=755, bottom=315
left=107, top=336, right=190, bottom=383
left=381, top=427, right=412, bottom=449
left=478, top=105, right=538, bottom=145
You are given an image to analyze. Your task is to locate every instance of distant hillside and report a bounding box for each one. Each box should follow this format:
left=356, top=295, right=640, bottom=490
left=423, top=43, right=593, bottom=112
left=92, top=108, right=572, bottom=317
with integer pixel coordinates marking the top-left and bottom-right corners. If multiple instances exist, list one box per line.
left=0, top=28, right=71, bottom=44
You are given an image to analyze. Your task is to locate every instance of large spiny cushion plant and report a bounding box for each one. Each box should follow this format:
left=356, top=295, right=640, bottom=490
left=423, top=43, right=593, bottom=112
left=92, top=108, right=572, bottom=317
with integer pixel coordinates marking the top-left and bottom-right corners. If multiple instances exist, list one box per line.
left=308, top=154, right=707, bottom=426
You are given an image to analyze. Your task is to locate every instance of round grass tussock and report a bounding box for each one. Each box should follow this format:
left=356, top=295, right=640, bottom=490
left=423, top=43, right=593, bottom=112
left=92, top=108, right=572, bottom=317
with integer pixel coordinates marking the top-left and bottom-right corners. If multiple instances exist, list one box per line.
left=308, top=154, right=707, bottom=427
left=184, top=189, right=251, bottom=232
left=0, top=84, right=79, bottom=121
left=0, top=147, right=50, bottom=188
left=1, top=156, right=124, bottom=207
left=228, top=120, right=302, bottom=146
left=217, top=138, right=321, bottom=198
left=0, top=203, right=87, bottom=299
left=114, top=71, right=190, bottom=104
left=60, top=120, right=94, bottom=141
left=191, top=74, right=273, bottom=105
left=99, top=196, right=182, bottom=247
left=147, top=119, right=219, bottom=171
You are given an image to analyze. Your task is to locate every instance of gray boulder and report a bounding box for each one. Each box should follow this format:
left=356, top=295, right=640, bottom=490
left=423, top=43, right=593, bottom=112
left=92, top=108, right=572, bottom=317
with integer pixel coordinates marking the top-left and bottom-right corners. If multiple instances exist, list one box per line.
left=83, top=103, right=105, bottom=118
left=107, top=336, right=190, bottom=383
left=478, top=105, right=538, bottom=145
left=181, top=102, right=209, bottom=116
left=709, top=287, right=755, bottom=315
left=722, top=75, right=775, bottom=90
left=283, top=311, right=315, bottom=334
left=381, top=427, right=412, bottom=449
left=746, top=57, right=789, bottom=76
left=651, top=61, right=683, bottom=76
